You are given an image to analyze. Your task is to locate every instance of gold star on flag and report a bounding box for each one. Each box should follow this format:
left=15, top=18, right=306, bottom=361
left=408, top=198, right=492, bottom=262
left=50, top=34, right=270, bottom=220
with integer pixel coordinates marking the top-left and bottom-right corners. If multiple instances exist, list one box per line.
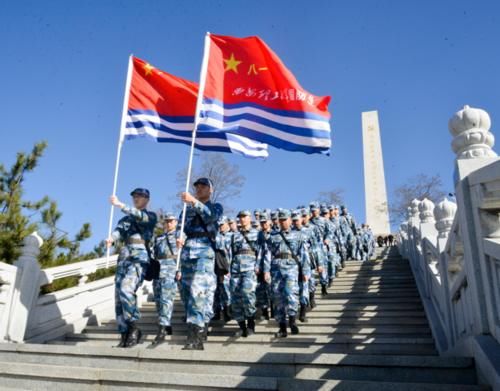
left=224, top=53, right=242, bottom=73
left=143, top=63, right=154, bottom=76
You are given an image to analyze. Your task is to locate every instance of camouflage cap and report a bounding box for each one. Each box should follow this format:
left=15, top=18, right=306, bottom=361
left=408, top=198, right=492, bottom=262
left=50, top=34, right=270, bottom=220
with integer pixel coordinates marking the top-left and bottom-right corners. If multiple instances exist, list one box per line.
left=270, top=210, right=279, bottom=220
left=130, top=188, right=150, bottom=198
left=278, top=209, right=291, bottom=219
left=238, top=210, right=252, bottom=217
left=291, top=210, right=301, bottom=221
left=218, top=215, right=229, bottom=225
left=309, top=201, right=320, bottom=210
left=320, top=206, right=329, bottom=214
left=163, top=212, right=177, bottom=221
left=259, top=213, right=269, bottom=222
left=301, top=208, right=309, bottom=217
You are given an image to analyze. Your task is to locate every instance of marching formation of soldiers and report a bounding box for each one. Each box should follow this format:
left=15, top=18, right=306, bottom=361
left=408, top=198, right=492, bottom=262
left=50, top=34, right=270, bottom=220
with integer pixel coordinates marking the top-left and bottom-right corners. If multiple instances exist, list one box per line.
left=107, top=178, right=376, bottom=350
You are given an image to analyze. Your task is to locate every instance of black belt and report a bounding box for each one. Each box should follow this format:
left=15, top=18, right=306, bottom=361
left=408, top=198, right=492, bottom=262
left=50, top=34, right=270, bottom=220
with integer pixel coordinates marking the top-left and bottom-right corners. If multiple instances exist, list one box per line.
left=127, top=238, right=145, bottom=245
left=235, top=250, right=256, bottom=256
left=186, top=232, right=211, bottom=239
left=275, top=252, right=293, bottom=259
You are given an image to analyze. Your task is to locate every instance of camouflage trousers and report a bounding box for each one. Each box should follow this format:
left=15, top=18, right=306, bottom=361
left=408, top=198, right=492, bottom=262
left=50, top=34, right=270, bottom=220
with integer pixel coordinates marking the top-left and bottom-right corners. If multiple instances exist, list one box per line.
left=256, top=279, right=271, bottom=310
left=114, top=258, right=146, bottom=333
left=230, top=270, right=257, bottom=322
left=214, top=273, right=231, bottom=311
left=299, top=270, right=310, bottom=306
left=180, top=257, right=216, bottom=328
left=270, top=260, right=299, bottom=324
left=152, top=258, right=177, bottom=326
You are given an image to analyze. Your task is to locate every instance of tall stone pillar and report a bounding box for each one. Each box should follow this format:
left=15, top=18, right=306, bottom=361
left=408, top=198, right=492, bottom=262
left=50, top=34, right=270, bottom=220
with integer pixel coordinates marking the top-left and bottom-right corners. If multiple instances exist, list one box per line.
left=362, top=110, right=391, bottom=235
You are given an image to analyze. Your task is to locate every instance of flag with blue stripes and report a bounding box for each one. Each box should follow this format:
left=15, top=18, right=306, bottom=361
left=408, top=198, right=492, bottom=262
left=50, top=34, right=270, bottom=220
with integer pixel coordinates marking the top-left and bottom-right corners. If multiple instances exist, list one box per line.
left=198, top=34, right=332, bottom=155
left=123, top=56, right=268, bottom=159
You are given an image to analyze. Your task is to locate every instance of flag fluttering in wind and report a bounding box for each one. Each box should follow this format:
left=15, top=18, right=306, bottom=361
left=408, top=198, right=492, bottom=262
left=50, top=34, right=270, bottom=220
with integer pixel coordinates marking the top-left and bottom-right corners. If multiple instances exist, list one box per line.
left=197, top=34, right=332, bottom=155
left=123, top=56, right=269, bottom=159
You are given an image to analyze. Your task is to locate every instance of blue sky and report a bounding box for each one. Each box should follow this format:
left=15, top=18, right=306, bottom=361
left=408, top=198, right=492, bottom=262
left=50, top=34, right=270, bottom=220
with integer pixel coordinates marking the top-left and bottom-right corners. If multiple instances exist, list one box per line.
left=1, top=1, right=499, bottom=251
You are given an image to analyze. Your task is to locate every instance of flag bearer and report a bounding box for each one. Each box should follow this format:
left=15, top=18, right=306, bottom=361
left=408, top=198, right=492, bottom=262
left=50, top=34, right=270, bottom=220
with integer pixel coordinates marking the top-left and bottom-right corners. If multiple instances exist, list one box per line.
left=107, top=188, right=157, bottom=348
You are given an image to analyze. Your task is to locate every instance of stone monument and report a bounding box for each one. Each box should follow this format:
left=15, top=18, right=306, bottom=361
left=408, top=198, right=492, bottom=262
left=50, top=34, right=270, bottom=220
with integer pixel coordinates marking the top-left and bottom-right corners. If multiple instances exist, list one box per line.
left=362, top=110, right=391, bottom=235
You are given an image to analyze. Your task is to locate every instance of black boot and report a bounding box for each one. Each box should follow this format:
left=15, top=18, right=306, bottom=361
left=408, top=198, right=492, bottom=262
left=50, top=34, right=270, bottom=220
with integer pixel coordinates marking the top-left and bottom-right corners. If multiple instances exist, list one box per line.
left=125, top=322, right=142, bottom=347
left=116, top=332, right=128, bottom=348
left=213, top=309, right=221, bottom=321
left=321, top=284, right=328, bottom=297
left=183, top=323, right=204, bottom=350
left=223, top=306, right=232, bottom=323
left=247, top=317, right=255, bottom=336
left=328, top=278, right=333, bottom=288
left=289, top=316, right=299, bottom=335
left=275, top=322, right=288, bottom=338
left=201, top=323, right=209, bottom=342
left=235, top=321, right=248, bottom=337
left=299, top=304, right=307, bottom=323
left=270, top=305, right=275, bottom=319
left=165, top=325, right=173, bottom=335
left=309, top=292, right=316, bottom=309
left=152, top=325, right=169, bottom=346
left=262, top=307, right=270, bottom=320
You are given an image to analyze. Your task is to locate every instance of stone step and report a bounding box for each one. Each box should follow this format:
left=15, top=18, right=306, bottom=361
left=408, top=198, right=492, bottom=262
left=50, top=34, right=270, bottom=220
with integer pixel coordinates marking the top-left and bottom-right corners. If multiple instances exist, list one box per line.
left=128, top=314, right=429, bottom=324
left=63, top=332, right=435, bottom=345
left=94, top=321, right=431, bottom=336
left=0, top=344, right=478, bottom=385
left=138, top=309, right=428, bottom=318
left=0, top=361, right=488, bottom=391
left=49, top=339, right=437, bottom=355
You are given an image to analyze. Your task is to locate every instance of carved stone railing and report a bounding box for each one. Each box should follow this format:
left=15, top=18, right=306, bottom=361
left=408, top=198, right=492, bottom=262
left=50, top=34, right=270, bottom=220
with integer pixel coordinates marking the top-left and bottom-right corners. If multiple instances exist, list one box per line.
left=399, top=105, right=500, bottom=389
left=0, top=234, right=152, bottom=343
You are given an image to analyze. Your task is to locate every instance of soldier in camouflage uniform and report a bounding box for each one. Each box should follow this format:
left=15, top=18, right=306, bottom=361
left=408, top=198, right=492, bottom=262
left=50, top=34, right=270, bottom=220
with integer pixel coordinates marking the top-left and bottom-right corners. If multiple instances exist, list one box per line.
left=261, top=209, right=311, bottom=338
left=107, top=188, right=157, bottom=348
left=176, top=178, right=223, bottom=350
left=291, top=210, right=312, bottom=323
left=330, top=205, right=347, bottom=268
left=213, top=216, right=232, bottom=322
left=301, top=207, right=326, bottom=308
left=340, top=205, right=357, bottom=260
left=229, top=210, right=261, bottom=337
left=256, top=212, right=273, bottom=320
left=151, top=213, right=178, bottom=345
left=309, top=202, right=331, bottom=296
left=320, top=205, right=338, bottom=286
left=270, top=210, right=280, bottom=233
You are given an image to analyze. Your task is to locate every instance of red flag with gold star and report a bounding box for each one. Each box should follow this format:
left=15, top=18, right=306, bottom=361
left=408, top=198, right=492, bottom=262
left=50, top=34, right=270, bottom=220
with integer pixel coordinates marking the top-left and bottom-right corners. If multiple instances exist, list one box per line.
left=197, top=33, right=332, bottom=155
left=121, top=56, right=268, bottom=158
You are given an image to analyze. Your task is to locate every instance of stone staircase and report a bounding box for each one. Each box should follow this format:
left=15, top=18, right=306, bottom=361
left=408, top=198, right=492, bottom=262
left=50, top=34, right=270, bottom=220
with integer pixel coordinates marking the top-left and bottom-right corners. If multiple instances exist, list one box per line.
left=0, top=247, right=489, bottom=390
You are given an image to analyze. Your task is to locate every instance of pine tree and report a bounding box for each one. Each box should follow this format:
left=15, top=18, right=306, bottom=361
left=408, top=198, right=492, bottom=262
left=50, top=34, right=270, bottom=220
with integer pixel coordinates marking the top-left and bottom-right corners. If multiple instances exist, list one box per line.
left=0, top=142, right=49, bottom=264
left=0, top=141, right=92, bottom=266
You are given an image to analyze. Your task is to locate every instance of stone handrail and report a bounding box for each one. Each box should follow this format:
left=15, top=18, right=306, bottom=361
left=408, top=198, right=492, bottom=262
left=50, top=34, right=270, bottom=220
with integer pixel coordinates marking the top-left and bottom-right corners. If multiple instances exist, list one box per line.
left=39, top=254, right=118, bottom=287
left=398, top=105, right=500, bottom=389
left=0, top=235, right=152, bottom=343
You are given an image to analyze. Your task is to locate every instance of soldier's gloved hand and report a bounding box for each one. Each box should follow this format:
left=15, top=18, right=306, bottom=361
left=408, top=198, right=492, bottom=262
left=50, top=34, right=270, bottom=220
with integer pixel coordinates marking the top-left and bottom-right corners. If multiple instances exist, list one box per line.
left=181, top=192, right=197, bottom=205
left=303, top=275, right=309, bottom=282
left=110, top=195, right=125, bottom=208
left=264, top=272, right=271, bottom=283
left=176, top=238, right=184, bottom=248
left=175, top=271, right=182, bottom=281
left=105, top=237, right=114, bottom=248
left=317, top=266, right=324, bottom=273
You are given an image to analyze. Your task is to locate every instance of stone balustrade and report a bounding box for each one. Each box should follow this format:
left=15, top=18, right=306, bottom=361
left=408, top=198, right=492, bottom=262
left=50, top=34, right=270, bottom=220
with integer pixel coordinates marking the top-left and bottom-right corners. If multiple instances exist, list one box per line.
left=399, top=105, right=500, bottom=389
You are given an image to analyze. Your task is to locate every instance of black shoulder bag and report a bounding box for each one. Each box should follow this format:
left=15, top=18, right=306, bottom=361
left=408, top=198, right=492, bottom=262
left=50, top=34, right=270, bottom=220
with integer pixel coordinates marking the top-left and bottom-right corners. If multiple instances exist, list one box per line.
left=198, top=215, right=230, bottom=276
left=131, top=219, right=160, bottom=281
left=278, top=231, right=304, bottom=282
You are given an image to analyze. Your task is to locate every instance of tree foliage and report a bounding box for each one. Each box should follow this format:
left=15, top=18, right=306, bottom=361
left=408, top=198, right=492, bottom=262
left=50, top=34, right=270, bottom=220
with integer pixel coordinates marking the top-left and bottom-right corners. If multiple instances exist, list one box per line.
left=390, top=173, right=447, bottom=225
left=174, top=153, right=245, bottom=212
left=0, top=141, right=92, bottom=267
